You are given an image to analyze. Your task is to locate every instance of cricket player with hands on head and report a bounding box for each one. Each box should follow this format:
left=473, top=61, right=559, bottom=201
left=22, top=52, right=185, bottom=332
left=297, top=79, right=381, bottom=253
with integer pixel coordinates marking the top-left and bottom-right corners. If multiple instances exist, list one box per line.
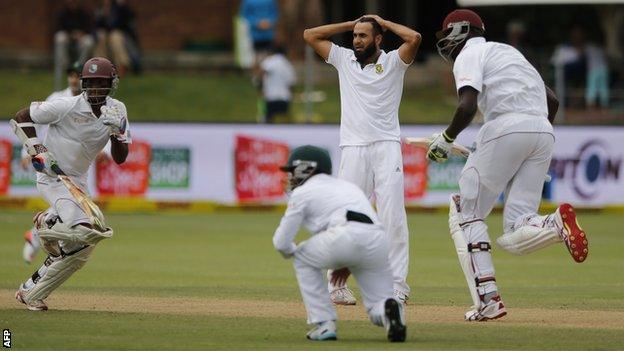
left=21, top=61, right=83, bottom=264
left=431, top=9, right=589, bottom=321
left=273, top=145, right=406, bottom=342
left=303, top=14, right=421, bottom=305
left=12, top=57, right=131, bottom=311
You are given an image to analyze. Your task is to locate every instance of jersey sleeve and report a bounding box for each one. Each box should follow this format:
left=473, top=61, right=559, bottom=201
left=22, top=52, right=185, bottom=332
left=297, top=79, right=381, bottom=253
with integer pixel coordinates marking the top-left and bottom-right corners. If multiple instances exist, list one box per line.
left=389, top=49, right=411, bottom=71
left=326, top=43, right=351, bottom=69
left=29, top=98, right=72, bottom=125
left=272, top=191, right=306, bottom=257
left=453, top=47, right=484, bottom=92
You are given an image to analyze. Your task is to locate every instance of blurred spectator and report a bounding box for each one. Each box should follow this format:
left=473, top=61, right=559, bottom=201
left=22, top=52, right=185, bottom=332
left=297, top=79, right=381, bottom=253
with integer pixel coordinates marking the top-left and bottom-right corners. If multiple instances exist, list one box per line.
left=551, top=27, right=589, bottom=107
left=258, top=46, right=296, bottom=123
left=506, top=21, right=526, bottom=50
left=53, top=0, right=95, bottom=90
left=552, top=27, right=609, bottom=109
left=94, top=0, right=141, bottom=75
left=585, top=44, right=609, bottom=109
left=239, top=0, right=279, bottom=54
left=506, top=20, right=535, bottom=65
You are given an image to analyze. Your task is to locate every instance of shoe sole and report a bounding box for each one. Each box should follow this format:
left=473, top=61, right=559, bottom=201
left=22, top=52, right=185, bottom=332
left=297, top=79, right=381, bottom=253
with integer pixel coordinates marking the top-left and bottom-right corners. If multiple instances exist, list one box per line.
left=332, top=300, right=356, bottom=306
left=476, top=310, right=507, bottom=322
left=559, top=203, right=589, bottom=263
left=307, top=332, right=337, bottom=341
left=15, top=291, right=48, bottom=311
left=385, top=299, right=406, bottom=342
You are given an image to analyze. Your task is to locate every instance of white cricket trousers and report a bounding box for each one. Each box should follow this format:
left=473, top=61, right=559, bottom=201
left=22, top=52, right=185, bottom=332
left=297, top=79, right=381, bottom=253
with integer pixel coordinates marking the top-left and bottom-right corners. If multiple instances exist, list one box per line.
left=458, top=123, right=554, bottom=281
left=337, top=141, right=410, bottom=295
left=294, top=223, right=395, bottom=325
left=37, top=174, right=91, bottom=253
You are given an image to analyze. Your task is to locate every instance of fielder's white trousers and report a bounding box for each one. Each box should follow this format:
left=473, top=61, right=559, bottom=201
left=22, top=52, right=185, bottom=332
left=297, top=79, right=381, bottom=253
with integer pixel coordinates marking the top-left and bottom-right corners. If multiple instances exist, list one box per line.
left=337, top=141, right=410, bottom=295
left=294, top=223, right=395, bottom=325
left=458, top=120, right=554, bottom=281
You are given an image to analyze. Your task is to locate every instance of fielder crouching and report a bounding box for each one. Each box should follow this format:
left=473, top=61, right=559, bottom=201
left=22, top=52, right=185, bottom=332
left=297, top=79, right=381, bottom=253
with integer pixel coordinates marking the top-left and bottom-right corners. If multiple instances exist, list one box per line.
left=12, top=57, right=131, bottom=311
left=272, top=145, right=406, bottom=342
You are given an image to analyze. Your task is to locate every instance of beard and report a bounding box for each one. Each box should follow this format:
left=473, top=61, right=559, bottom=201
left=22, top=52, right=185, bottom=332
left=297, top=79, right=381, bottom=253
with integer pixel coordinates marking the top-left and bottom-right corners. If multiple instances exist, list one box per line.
left=354, top=43, right=377, bottom=63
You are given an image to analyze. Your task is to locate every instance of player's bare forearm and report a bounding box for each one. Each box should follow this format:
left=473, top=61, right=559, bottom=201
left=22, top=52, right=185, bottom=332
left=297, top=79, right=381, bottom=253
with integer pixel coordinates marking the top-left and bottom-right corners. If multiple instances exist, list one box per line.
left=368, top=15, right=421, bottom=63
left=110, top=138, right=129, bottom=164
left=303, top=21, right=355, bottom=60
left=545, top=85, right=559, bottom=124
left=15, top=108, right=37, bottom=138
left=445, top=87, right=479, bottom=140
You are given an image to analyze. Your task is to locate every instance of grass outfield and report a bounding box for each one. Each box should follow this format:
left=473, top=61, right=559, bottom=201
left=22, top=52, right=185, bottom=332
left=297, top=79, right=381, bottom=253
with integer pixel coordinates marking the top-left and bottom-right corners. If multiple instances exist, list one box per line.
left=0, top=70, right=454, bottom=123
left=1, top=211, right=623, bottom=350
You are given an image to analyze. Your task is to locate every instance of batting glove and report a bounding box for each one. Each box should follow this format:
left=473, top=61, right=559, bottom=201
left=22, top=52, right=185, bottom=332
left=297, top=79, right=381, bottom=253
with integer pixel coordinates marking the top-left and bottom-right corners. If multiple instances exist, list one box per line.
left=100, top=106, right=128, bottom=141
left=30, top=146, right=60, bottom=177
left=427, top=131, right=454, bottom=163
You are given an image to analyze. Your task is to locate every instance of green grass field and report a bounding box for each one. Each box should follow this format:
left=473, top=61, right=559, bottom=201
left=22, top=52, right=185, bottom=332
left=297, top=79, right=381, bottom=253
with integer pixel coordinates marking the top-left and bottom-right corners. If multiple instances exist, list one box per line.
left=0, top=70, right=456, bottom=123
left=1, top=210, right=623, bottom=350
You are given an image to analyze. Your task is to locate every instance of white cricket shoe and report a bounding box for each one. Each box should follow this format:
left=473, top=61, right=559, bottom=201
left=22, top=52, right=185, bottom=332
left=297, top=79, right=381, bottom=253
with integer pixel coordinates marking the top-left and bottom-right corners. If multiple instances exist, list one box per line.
left=330, top=287, right=356, bottom=306
left=306, top=320, right=337, bottom=341
left=22, top=229, right=40, bottom=264
left=465, top=294, right=506, bottom=322
left=15, top=287, right=47, bottom=311
left=384, top=298, right=406, bottom=342
left=551, top=203, right=589, bottom=263
left=394, top=289, right=409, bottom=305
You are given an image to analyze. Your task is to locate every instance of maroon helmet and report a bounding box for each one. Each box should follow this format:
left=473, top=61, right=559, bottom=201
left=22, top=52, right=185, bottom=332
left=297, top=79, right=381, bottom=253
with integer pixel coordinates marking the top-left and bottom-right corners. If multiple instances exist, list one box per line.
left=436, top=9, right=485, bottom=61
left=80, top=57, right=119, bottom=104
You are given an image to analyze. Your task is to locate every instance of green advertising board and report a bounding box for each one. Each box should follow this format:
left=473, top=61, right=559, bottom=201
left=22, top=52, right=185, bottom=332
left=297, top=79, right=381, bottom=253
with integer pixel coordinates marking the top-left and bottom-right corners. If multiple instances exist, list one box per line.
left=427, top=155, right=466, bottom=190
left=11, top=144, right=36, bottom=186
left=149, top=147, right=190, bottom=188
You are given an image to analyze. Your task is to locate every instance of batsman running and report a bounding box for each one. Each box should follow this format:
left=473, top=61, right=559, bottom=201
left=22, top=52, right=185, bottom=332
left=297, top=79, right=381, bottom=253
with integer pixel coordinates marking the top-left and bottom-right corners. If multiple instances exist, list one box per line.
left=12, top=57, right=131, bottom=311
left=303, top=14, right=421, bottom=305
left=430, top=9, right=589, bottom=321
left=273, top=145, right=406, bottom=342
left=21, top=61, right=83, bottom=264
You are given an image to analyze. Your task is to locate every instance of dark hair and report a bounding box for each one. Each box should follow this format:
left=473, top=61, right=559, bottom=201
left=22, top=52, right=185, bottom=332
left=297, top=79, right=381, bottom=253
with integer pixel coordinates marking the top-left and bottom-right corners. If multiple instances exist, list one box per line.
left=357, top=17, right=383, bottom=36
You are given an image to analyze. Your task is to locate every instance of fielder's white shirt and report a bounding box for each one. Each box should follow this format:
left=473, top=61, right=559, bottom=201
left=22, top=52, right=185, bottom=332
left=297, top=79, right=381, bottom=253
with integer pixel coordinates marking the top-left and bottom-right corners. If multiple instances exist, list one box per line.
left=30, top=92, right=132, bottom=178
left=261, top=53, right=296, bottom=101
left=273, top=173, right=380, bottom=255
left=327, top=43, right=410, bottom=147
left=453, top=37, right=550, bottom=132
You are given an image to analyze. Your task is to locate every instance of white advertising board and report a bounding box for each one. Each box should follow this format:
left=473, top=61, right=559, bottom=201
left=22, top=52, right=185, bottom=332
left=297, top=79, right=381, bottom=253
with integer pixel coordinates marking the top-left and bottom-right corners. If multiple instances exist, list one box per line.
left=0, top=123, right=622, bottom=206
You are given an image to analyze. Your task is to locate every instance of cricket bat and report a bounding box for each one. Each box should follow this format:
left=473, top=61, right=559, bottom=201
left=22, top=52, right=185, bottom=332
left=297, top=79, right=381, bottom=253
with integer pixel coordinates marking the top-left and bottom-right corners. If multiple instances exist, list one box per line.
left=404, top=137, right=471, bottom=158
left=404, top=136, right=552, bottom=182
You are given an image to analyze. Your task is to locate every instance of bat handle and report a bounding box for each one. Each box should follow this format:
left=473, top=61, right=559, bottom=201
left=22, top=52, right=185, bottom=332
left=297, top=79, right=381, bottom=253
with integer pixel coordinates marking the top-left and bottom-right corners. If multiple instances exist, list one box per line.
left=51, top=164, right=66, bottom=176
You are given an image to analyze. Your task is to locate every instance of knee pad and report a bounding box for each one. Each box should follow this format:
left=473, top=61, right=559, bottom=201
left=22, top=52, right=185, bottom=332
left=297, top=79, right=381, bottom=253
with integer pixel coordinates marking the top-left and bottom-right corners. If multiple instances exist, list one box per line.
left=38, top=221, right=113, bottom=247
left=449, top=195, right=497, bottom=309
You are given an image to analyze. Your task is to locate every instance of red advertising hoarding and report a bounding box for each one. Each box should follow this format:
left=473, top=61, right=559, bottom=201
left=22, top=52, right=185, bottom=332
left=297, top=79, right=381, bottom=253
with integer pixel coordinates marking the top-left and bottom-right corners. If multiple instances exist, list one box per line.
left=0, top=139, right=11, bottom=194
left=96, top=140, right=151, bottom=196
left=235, top=135, right=289, bottom=202
left=402, top=141, right=428, bottom=200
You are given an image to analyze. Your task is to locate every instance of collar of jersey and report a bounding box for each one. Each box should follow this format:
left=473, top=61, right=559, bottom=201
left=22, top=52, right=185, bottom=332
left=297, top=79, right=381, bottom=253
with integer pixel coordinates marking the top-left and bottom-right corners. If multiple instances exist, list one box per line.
left=463, top=37, right=486, bottom=50
left=349, top=49, right=387, bottom=67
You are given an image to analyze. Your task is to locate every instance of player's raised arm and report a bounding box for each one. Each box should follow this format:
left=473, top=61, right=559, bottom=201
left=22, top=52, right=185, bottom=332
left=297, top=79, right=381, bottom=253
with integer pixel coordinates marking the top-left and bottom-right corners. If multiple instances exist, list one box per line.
left=545, top=85, right=559, bottom=124
left=365, top=14, right=421, bottom=64
left=303, top=21, right=356, bottom=61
